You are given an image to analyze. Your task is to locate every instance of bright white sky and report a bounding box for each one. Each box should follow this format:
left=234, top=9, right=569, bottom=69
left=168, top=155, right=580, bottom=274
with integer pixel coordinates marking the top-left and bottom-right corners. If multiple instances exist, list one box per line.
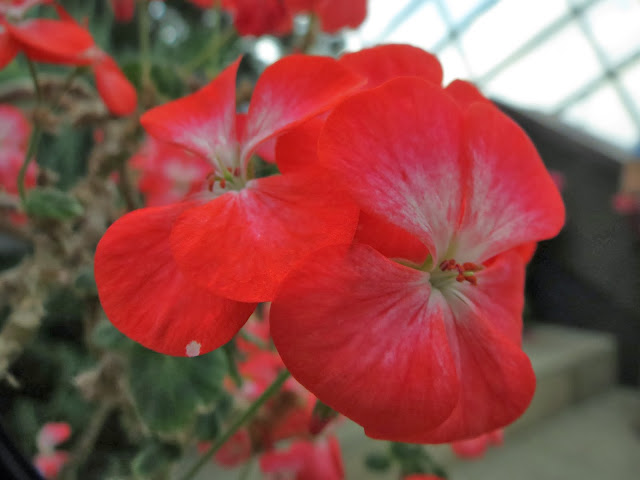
left=344, top=0, right=640, bottom=156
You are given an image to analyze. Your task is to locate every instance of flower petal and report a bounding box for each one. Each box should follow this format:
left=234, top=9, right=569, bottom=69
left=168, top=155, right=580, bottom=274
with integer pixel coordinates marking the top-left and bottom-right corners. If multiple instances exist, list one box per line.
left=92, top=54, right=137, bottom=116
left=270, top=244, right=459, bottom=437
left=316, top=0, right=367, bottom=33
left=455, top=103, right=565, bottom=263
left=274, top=116, right=324, bottom=174
left=339, top=44, right=443, bottom=89
left=221, top=0, right=292, bottom=36
left=140, top=58, right=240, bottom=167
left=319, top=77, right=464, bottom=261
left=5, top=18, right=94, bottom=65
left=0, top=27, right=18, bottom=69
left=354, top=210, right=429, bottom=265
left=109, top=0, right=136, bottom=22
left=444, top=79, right=490, bottom=110
left=95, top=202, right=256, bottom=356
left=366, top=252, right=534, bottom=443
left=241, top=55, right=365, bottom=166
left=170, top=173, right=359, bottom=302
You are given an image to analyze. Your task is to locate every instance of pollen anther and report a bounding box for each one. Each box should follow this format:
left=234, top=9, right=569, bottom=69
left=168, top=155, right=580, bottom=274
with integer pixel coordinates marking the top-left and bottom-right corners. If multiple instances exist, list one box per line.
left=439, top=258, right=483, bottom=286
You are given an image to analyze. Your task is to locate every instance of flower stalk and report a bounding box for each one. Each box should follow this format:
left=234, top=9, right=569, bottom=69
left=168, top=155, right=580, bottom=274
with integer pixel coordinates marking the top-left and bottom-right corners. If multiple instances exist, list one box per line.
left=179, top=369, right=290, bottom=480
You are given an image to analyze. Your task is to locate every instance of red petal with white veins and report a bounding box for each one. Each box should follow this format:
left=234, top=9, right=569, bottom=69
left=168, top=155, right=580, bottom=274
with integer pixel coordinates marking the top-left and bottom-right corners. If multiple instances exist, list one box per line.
left=92, top=54, right=137, bottom=116
left=319, top=77, right=464, bottom=261
left=274, top=116, right=324, bottom=174
left=140, top=58, right=240, bottom=166
left=452, top=251, right=526, bottom=346
left=241, top=55, right=364, bottom=167
left=455, top=104, right=565, bottom=263
left=95, top=202, right=256, bottom=356
left=339, top=44, right=443, bottom=89
left=270, top=244, right=459, bottom=437
left=236, top=113, right=276, bottom=163
left=367, top=253, right=534, bottom=442
left=5, top=18, right=94, bottom=65
left=170, top=172, right=359, bottom=302
left=354, top=210, right=429, bottom=265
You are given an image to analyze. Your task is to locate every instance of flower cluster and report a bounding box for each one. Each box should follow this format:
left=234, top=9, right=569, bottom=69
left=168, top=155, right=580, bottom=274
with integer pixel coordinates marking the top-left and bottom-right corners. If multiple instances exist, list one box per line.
left=198, top=308, right=345, bottom=478
left=221, top=0, right=367, bottom=36
left=108, top=0, right=366, bottom=37
left=0, top=0, right=136, bottom=115
left=95, top=44, right=565, bottom=445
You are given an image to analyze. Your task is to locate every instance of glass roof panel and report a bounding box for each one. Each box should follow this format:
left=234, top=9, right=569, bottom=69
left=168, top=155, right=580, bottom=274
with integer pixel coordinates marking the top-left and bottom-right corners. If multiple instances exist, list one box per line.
left=384, top=2, right=448, bottom=51
left=349, top=0, right=640, bottom=152
left=460, top=1, right=569, bottom=78
left=483, top=24, right=602, bottom=110
left=439, top=45, right=472, bottom=85
left=562, top=84, right=638, bottom=151
left=585, top=0, right=640, bottom=65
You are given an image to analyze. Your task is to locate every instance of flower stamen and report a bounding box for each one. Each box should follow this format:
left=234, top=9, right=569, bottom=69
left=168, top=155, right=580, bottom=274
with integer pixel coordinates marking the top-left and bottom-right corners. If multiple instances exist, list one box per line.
left=438, top=259, right=483, bottom=286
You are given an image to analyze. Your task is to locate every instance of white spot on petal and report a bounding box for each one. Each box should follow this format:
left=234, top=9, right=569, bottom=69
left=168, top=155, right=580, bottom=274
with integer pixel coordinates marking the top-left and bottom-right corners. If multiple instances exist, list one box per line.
left=186, top=341, right=201, bottom=357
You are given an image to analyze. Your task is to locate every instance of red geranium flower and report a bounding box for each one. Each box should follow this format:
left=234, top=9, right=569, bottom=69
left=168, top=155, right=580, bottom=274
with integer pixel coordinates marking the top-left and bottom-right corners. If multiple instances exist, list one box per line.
left=270, top=76, right=565, bottom=443
left=221, top=0, right=293, bottom=36
left=285, top=0, right=367, bottom=33
left=130, top=137, right=211, bottom=207
left=33, top=422, right=72, bottom=480
left=0, top=104, right=35, bottom=222
left=94, top=55, right=363, bottom=356
left=1, top=3, right=137, bottom=115
left=259, top=436, right=344, bottom=480
left=108, top=0, right=135, bottom=23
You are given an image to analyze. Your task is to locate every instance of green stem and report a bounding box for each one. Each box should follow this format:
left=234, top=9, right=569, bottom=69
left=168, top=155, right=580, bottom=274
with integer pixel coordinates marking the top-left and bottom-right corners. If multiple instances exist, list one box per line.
left=17, top=127, right=41, bottom=204
left=52, top=66, right=84, bottom=110
left=179, top=370, right=290, bottom=480
left=25, top=57, right=42, bottom=103
left=222, top=341, right=243, bottom=388
left=18, top=58, right=43, bottom=203
left=138, top=0, right=151, bottom=87
left=185, top=27, right=235, bottom=72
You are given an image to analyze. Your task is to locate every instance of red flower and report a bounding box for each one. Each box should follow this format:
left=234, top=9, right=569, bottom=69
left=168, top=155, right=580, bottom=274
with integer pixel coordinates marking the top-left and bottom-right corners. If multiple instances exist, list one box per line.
left=33, top=422, right=72, bottom=480
left=108, top=0, right=135, bottom=22
left=285, top=0, right=367, bottom=33
left=270, top=74, right=565, bottom=442
left=94, top=55, right=363, bottom=356
left=1, top=4, right=137, bottom=115
left=130, top=137, right=211, bottom=207
left=0, top=104, right=34, bottom=222
left=210, top=429, right=253, bottom=468
left=0, top=104, right=32, bottom=193
left=259, top=436, right=344, bottom=480
left=221, top=0, right=293, bottom=36
left=36, top=422, right=72, bottom=453
left=451, top=429, right=504, bottom=459
left=34, top=451, right=69, bottom=480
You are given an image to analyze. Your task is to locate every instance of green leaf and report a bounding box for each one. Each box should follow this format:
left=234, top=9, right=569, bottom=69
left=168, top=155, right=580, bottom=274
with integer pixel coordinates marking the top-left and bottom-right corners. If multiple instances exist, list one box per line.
left=75, top=266, right=97, bottom=294
left=365, top=452, right=392, bottom=472
left=131, top=440, right=181, bottom=479
left=128, top=345, right=227, bottom=434
left=151, top=63, right=184, bottom=98
left=91, top=319, right=133, bottom=351
left=25, top=187, right=83, bottom=220
left=193, top=410, right=221, bottom=442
